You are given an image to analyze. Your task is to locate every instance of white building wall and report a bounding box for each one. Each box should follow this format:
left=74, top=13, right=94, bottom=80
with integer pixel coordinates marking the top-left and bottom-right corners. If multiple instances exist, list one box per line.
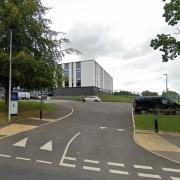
left=61, top=60, right=113, bottom=91
left=81, top=61, right=95, bottom=87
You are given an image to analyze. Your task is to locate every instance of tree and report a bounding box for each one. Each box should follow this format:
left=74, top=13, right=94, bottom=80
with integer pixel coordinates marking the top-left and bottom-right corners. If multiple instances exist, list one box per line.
left=141, top=90, right=158, bottom=96
left=0, top=0, right=79, bottom=107
left=150, top=0, right=180, bottom=62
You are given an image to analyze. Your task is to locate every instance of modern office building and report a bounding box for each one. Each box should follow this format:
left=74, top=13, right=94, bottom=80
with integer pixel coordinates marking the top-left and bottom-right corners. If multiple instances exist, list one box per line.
left=55, top=60, right=113, bottom=96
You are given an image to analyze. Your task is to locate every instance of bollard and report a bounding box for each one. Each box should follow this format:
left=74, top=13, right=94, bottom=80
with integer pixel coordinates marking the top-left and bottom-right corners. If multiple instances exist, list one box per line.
left=154, top=111, right=159, bottom=133
left=40, top=109, right=42, bottom=119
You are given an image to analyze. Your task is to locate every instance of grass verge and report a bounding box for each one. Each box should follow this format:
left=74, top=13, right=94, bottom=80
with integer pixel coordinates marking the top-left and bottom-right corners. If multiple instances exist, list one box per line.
left=0, top=100, right=53, bottom=125
left=134, top=114, right=180, bottom=133
left=53, top=95, right=133, bottom=102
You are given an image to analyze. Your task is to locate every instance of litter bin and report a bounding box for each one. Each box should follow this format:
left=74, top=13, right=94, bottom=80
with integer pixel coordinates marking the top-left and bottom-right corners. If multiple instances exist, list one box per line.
left=10, top=92, right=18, bottom=115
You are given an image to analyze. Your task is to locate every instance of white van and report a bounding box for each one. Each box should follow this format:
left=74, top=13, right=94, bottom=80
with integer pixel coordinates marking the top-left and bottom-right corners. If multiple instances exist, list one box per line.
left=18, top=92, right=30, bottom=100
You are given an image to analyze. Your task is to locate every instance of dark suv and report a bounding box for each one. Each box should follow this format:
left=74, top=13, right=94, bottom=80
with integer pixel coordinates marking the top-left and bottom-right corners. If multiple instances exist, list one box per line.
left=133, top=96, right=180, bottom=114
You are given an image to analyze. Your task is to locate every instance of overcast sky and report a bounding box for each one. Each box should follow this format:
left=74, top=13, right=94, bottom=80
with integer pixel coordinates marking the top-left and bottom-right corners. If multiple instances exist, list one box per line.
left=42, top=0, right=180, bottom=94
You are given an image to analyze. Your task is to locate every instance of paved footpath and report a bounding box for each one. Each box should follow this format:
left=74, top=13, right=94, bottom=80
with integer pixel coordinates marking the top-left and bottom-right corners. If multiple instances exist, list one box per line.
left=0, top=101, right=179, bottom=180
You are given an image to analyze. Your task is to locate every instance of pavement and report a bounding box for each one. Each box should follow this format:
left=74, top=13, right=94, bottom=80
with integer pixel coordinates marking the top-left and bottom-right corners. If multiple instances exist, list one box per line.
left=0, top=101, right=179, bottom=180
left=135, top=130, right=180, bottom=165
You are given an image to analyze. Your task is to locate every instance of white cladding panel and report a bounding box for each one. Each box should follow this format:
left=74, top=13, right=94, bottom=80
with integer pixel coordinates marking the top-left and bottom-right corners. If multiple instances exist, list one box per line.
left=81, top=61, right=95, bottom=87
left=61, top=60, right=113, bottom=91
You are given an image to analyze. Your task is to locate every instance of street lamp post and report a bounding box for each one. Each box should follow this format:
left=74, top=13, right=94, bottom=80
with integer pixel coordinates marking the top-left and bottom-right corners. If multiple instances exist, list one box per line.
left=8, top=28, right=13, bottom=123
left=163, top=74, right=168, bottom=93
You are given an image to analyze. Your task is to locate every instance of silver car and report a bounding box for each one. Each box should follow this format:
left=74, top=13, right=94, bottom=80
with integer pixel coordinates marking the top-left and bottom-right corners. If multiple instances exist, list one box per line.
left=84, top=96, right=101, bottom=102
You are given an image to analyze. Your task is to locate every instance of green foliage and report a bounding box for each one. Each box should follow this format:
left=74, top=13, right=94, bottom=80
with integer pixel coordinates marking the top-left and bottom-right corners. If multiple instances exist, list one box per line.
left=141, top=90, right=158, bottom=96
left=0, top=0, right=79, bottom=93
left=113, top=90, right=134, bottom=96
left=150, top=0, right=180, bottom=62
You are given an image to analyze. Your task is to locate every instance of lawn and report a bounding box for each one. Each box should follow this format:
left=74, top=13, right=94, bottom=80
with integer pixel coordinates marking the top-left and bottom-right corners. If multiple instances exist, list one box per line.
left=0, top=100, right=53, bottom=125
left=134, top=114, right=180, bottom=133
left=54, top=95, right=133, bottom=102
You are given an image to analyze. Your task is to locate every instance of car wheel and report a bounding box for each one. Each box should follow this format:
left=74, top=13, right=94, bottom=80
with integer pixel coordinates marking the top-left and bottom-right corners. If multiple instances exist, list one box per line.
left=175, top=111, right=180, bottom=115
left=140, top=109, right=148, bottom=114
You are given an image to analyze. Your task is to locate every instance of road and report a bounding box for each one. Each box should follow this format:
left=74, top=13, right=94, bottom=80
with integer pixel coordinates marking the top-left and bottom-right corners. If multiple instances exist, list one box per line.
left=0, top=101, right=180, bottom=180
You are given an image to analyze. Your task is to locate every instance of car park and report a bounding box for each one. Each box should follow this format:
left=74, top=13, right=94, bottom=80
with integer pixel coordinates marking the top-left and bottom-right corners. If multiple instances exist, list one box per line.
left=84, top=96, right=101, bottom=102
left=133, top=96, right=180, bottom=114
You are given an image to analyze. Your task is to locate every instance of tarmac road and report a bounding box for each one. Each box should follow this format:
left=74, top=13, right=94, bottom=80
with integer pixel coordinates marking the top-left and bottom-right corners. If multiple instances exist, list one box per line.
left=0, top=101, right=179, bottom=180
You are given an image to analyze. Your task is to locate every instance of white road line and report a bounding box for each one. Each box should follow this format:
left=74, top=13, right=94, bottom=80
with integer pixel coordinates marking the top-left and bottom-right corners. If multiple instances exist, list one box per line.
left=61, top=163, right=76, bottom=168
left=64, top=156, right=76, bottom=161
left=40, top=140, right=52, bottom=151
left=100, top=127, right=107, bottom=129
left=117, top=129, right=125, bottom=132
left=16, top=157, right=31, bottom=161
left=107, top=162, right=125, bottom=167
left=36, top=160, right=52, bottom=164
left=109, top=169, right=129, bottom=175
left=0, top=154, right=11, bottom=158
left=134, top=165, right=153, bottom=170
left=84, top=159, right=99, bottom=164
left=162, top=168, right=180, bottom=173
left=138, top=173, right=161, bottom=179
left=59, top=132, right=80, bottom=167
left=171, top=177, right=180, bottom=180
left=13, top=137, right=28, bottom=148
left=83, top=166, right=101, bottom=172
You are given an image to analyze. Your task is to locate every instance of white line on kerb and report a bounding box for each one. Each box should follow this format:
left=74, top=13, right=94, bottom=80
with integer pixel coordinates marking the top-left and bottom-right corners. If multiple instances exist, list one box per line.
left=109, top=169, right=129, bottom=175
left=59, top=132, right=80, bottom=167
left=16, top=157, right=31, bottom=161
left=0, top=154, right=11, bottom=158
left=84, top=159, right=99, bottom=164
left=134, top=165, right=153, bottom=170
left=107, top=162, right=125, bottom=167
left=138, top=173, right=161, bottom=179
left=162, top=168, right=180, bottom=173
left=171, top=177, right=180, bottom=180
left=36, top=160, right=52, bottom=164
left=83, top=166, right=101, bottom=172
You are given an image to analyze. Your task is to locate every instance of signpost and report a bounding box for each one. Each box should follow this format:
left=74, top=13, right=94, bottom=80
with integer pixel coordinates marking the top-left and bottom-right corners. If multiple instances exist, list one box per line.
left=11, top=92, right=18, bottom=115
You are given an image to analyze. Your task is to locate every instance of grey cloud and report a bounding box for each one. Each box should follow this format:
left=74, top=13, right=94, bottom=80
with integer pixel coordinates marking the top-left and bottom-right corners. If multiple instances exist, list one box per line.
left=67, top=23, right=125, bottom=59
left=121, top=40, right=153, bottom=60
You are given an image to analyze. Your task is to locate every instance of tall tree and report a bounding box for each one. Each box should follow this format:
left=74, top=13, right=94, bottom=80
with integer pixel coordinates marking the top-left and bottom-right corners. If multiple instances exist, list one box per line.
left=150, top=0, right=180, bottom=62
left=0, top=0, right=79, bottom=106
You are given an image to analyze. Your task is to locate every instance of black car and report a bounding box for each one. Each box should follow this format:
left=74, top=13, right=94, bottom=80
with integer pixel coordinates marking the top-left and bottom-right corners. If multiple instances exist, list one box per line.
left=133, top=96, right=180, bottom=114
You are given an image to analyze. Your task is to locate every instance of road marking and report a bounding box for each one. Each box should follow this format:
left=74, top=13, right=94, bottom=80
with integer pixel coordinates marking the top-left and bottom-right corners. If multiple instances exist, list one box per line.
left=61, top=163, right=76, bottom=168
left=134, top=165, right=153, bottom=170
left=162, top=168, right=180, bottom=173
left=138, top=173, right=161, bottom=179
left=59, top=132, right=80, bottom=167
left=64, top=156, right=76, bottom=161
left=36, top=160, right=52, bottom=164
left=13, top=137, right=28, bottom=147
left=83, top=166, right=101, bottom=172
left=109, top=169, right=129, bottom=175
left=0, top=154, right=11, bottom=158
left=40, top=140, right=52, bottom=151
left=107, top=162, right=125, bottom=167
left=84, top=159, right=99, bottom=164
left=171, top=177, right=180, bottom=180
left=117, top=129, right=125, bottom=132
left=16, top=157, right=31, bottom=161
left=100, top=127, right=107, bottom=129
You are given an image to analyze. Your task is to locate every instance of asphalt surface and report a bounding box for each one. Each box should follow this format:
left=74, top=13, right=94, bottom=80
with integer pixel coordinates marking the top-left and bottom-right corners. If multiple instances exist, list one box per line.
left=0, top=101, right=180, bottom=180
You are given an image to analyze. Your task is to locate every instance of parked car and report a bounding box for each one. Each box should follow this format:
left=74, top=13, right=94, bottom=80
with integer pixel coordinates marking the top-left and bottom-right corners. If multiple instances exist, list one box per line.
left=18, top=92, right=30, bottom=100
left=84, top=96, right=101, bottom=102
left=133, top=96, right=180, bottom=114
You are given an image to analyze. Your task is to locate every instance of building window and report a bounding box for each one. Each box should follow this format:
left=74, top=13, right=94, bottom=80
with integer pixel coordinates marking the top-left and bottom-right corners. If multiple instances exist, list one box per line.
left=64, top=63, right=69, bottom=87
left=76, top=62, right=81, bottom=87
